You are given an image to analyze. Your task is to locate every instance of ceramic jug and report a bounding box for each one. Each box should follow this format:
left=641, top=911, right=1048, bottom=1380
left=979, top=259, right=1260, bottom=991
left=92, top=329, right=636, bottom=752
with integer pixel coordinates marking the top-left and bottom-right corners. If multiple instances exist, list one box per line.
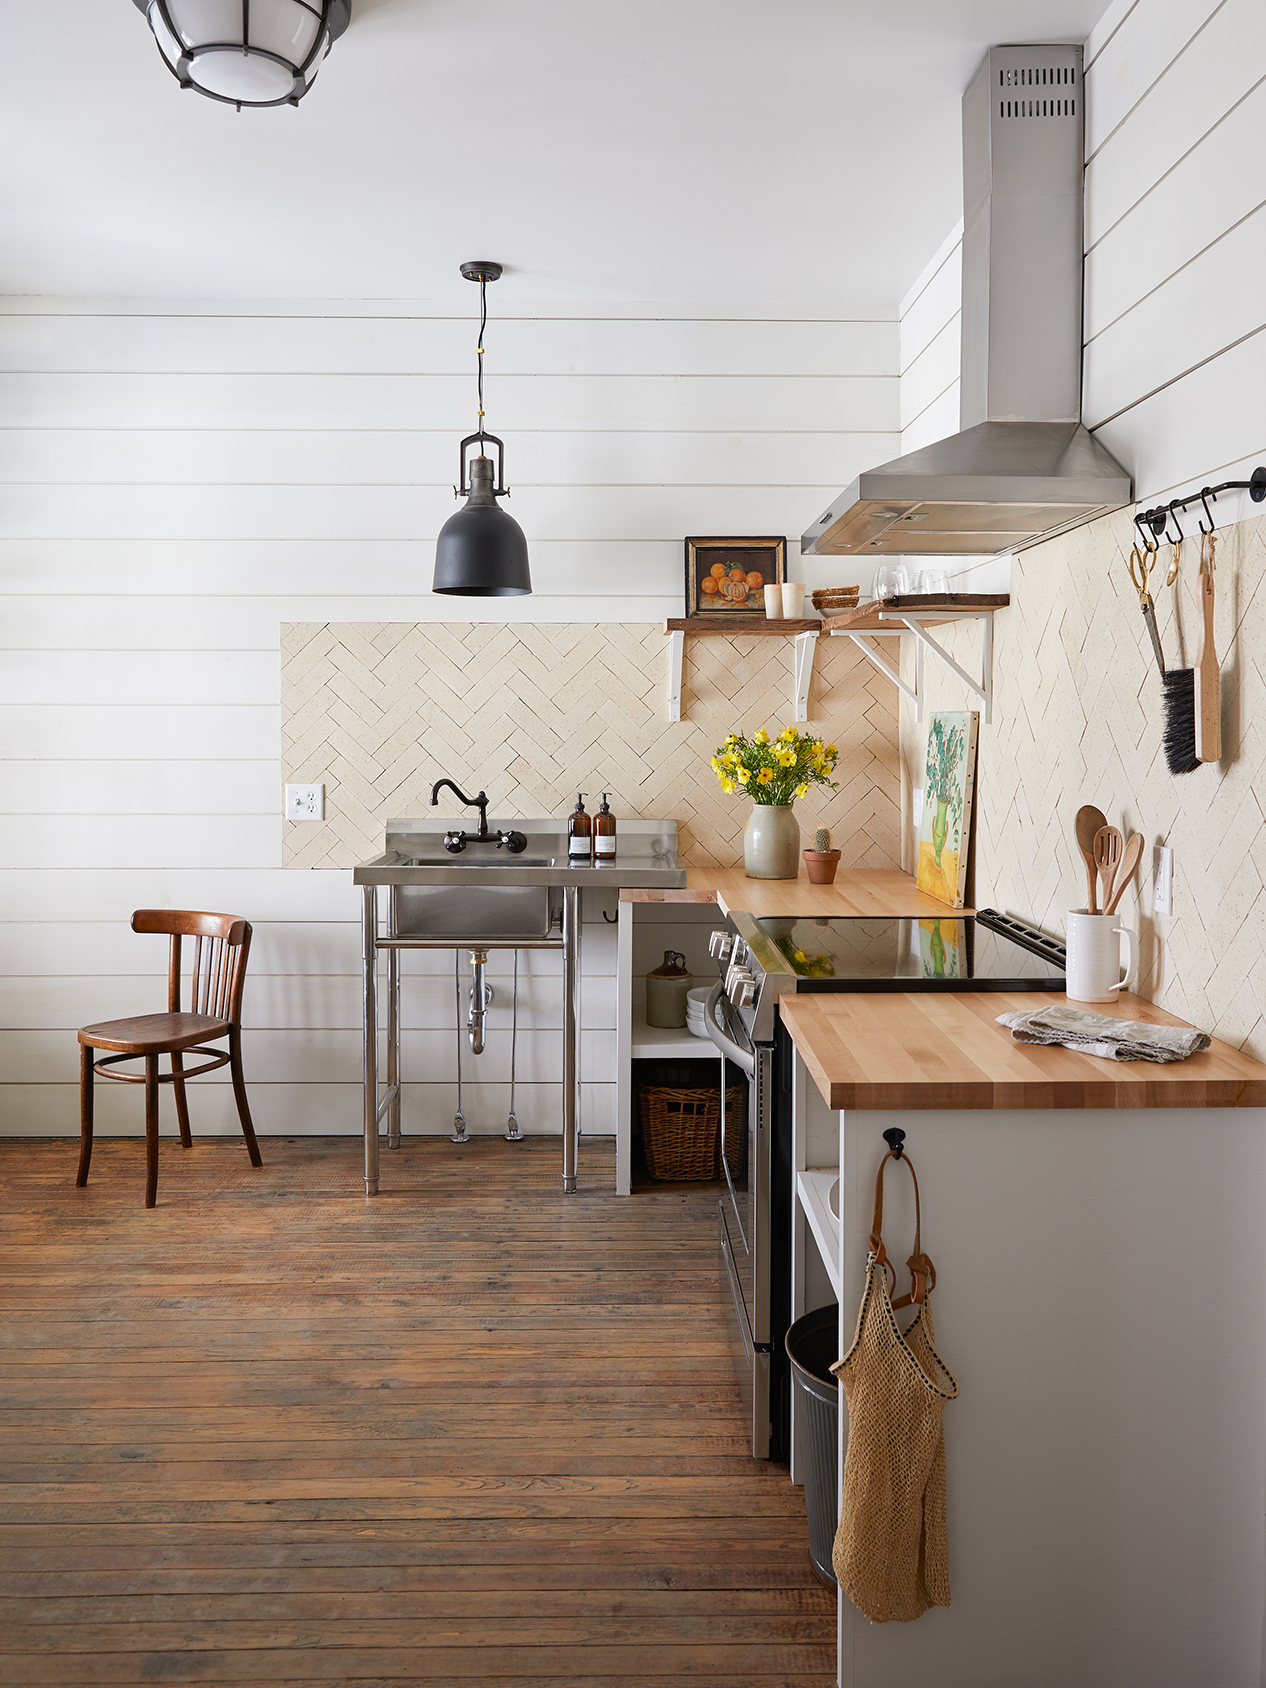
left=646, top=950, right=691, bottom=1028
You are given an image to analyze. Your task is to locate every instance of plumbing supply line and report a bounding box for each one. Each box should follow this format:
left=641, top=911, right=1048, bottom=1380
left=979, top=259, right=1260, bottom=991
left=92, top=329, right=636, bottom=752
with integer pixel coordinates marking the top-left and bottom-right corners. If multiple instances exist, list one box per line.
left=451, top=951, right=469, bottom=1144
left=468, top=949, right=489, bottom=1055
left=505, top=948, right=522, bottom=1141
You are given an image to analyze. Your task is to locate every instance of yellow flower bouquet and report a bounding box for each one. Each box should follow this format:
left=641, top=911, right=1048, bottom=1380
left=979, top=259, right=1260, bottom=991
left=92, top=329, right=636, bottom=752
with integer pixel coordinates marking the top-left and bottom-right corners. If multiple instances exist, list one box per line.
left=710, top=726, right=839, bottom=806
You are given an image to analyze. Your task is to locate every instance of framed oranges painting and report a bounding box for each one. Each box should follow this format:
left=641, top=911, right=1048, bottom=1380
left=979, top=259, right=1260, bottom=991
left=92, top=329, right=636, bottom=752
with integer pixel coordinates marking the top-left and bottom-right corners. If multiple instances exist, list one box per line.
left=684, top=536, right=786, bottom=621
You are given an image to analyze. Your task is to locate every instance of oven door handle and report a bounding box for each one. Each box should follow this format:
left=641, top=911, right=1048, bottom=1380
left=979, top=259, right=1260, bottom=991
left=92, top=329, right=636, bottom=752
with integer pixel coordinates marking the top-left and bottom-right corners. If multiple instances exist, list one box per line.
left=704, top=981, right=755, bottom=1078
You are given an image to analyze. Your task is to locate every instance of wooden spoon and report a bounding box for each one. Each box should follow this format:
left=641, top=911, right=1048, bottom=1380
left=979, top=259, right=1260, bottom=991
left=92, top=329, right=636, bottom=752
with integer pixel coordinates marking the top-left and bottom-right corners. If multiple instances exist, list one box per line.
left=1093, top=825, right=1124, bottom=914
left=1075, top=805, right=1108, bottom=912
left=1104, top=833, right=1144, bottom=916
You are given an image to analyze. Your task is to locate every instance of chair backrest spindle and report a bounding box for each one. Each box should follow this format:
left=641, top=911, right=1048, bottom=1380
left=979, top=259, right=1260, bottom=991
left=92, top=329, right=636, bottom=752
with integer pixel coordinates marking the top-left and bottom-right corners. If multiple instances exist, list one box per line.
left=131, top=910, right=252, bottom=1029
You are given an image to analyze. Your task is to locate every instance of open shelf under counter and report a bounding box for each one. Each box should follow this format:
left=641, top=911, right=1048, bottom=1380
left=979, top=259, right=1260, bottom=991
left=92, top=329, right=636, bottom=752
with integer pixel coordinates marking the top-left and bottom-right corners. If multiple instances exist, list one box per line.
left=630, top=1007, right=718, bottom=1062
left=797, top=1169, right=841, bottom=1298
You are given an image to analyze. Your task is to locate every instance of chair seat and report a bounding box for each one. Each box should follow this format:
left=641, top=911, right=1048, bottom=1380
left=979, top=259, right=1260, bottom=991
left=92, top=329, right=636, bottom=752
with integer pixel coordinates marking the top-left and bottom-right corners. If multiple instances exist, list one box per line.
left=78, top=1012, right=231, bottom=1055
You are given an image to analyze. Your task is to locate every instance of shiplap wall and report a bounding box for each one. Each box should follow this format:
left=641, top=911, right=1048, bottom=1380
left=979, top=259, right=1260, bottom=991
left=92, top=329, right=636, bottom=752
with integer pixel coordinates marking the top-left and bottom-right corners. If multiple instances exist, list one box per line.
left=895, top=0, right=1266, bottom=1055
left=0, top=299, right=899, bottom=1139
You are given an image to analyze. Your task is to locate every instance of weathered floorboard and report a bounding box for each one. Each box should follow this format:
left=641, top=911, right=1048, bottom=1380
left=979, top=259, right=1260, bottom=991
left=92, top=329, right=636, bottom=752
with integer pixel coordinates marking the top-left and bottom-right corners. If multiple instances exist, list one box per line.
left=0, top=1136, right=834, bottom=1684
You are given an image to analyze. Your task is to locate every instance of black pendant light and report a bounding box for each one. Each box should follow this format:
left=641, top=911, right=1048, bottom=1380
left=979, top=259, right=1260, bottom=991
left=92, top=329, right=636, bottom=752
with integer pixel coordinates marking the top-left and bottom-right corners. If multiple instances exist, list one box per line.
left=133, top=1, right=350, bottom=111
left=432, top=262, right=532, bottom=598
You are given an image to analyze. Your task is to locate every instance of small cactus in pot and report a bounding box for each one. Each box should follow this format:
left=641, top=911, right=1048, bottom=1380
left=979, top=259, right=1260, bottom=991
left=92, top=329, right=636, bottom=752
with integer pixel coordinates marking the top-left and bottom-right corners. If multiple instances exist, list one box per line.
left=804, top=823, right=841, bottom=884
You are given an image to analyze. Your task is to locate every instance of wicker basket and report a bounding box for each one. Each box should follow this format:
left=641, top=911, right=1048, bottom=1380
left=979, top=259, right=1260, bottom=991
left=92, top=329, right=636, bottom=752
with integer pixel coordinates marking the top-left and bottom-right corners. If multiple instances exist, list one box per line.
left=638, top=1084, right=747, bottom=1182
left=811, top=586, right=860, bottom=613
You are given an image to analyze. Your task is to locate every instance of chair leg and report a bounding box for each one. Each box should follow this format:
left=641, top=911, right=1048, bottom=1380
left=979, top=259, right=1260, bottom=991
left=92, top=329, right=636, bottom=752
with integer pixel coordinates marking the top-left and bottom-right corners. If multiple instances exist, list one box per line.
left=144, top=1054, right=160, bottom=1209
left=230, top=1029, right=263, bottom=1167
left=77, top=1044, right=94, bottom=1187
left=171, top=1050, right=193, bottom=1147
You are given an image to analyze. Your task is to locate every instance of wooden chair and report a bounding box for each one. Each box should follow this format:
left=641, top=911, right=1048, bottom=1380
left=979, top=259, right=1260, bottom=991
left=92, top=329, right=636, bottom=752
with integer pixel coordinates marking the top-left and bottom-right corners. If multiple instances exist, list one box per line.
left=77, top=910, right=263, bottom=1207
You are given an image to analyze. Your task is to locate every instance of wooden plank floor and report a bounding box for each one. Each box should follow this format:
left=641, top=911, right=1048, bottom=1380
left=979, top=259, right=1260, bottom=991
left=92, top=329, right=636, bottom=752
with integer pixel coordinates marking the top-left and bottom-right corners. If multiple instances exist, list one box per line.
left=0, top=1135, right=834, bottom=1686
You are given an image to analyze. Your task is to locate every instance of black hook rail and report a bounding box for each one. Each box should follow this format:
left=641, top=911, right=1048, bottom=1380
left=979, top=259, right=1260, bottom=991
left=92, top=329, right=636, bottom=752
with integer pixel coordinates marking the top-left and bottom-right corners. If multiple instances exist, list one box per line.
left=1134, top=465, right=1266, bottom=550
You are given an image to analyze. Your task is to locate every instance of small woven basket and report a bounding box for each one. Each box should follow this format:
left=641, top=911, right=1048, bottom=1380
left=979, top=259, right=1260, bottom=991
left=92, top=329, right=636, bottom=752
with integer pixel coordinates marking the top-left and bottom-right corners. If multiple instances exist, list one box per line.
left=638, top=1084, right=747, bottom=1181
left=811, top=586, right=860, bottom=613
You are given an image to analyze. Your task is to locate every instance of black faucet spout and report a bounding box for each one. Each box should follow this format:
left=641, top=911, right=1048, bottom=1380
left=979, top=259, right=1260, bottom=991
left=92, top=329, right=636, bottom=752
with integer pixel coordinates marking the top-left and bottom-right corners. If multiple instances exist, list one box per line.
left=430, top=778, right=490, bottom=838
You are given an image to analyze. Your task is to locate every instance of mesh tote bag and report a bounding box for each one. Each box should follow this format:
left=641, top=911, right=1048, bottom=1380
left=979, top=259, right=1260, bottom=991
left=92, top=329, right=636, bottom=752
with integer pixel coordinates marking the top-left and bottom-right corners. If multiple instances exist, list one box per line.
left=830, top=1147, right=959, bottom=1623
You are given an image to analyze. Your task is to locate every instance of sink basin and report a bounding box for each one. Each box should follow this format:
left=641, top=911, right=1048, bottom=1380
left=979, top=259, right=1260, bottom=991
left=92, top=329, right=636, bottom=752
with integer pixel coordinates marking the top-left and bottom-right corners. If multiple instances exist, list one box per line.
left=399, top=852, right=559, bottom=869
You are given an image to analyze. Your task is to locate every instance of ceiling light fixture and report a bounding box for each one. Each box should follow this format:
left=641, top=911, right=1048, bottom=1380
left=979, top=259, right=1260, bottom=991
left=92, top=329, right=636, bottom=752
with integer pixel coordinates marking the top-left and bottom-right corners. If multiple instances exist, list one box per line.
left=432, top=262, right=532, bottom=598
left=133, top=1, right=351, bottom=111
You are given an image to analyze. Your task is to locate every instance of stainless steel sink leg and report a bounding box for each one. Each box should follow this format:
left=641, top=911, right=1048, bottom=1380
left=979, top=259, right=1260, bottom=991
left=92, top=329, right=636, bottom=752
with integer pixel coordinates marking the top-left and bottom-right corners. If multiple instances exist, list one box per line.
left=562, top=886, right=579, bottom=1192
left=451, top=950, right=469, bottom=1144
left=362, top=884, right=379, bottom=1196
left=386, top=942, right=401, bottom=1150
left=505, top=949, right=523, bottom=1141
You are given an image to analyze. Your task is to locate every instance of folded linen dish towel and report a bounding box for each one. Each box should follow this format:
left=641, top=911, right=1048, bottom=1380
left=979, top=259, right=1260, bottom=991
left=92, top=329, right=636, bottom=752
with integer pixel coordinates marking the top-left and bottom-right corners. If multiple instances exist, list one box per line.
left=995, top=1003, right=1211, bottom=1063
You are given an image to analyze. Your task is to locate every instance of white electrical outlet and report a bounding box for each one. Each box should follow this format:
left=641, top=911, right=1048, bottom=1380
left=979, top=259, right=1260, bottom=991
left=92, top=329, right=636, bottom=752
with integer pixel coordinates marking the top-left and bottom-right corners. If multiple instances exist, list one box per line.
left=1153, top=845, right=1173, bottom=915
left=912, top=787, right=924, bottom=828
left=285, top=783, right=324, bottom=821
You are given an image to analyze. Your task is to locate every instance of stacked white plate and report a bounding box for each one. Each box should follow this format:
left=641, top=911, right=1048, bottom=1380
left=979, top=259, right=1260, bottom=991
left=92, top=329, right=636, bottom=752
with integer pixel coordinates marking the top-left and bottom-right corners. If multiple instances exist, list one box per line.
left=686, top=985, right=712, bottom=1039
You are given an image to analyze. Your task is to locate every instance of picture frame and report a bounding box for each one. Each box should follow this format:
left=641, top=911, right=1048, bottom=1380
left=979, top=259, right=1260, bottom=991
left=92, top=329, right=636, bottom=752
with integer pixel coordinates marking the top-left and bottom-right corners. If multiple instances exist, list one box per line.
left=915, top=710, right=980, bottom=908
left=684, top=536, right=787, bottom=621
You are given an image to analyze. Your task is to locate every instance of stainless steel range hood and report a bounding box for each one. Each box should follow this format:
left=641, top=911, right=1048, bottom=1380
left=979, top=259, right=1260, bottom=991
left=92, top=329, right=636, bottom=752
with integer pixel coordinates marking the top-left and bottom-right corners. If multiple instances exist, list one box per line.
left=803, top=43, right=1131, bottom=560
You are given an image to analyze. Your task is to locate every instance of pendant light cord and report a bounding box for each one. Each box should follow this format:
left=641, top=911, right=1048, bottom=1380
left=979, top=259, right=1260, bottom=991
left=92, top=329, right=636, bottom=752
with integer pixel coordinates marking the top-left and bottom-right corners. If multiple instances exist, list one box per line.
left=476, top=276, right=487, bottom=447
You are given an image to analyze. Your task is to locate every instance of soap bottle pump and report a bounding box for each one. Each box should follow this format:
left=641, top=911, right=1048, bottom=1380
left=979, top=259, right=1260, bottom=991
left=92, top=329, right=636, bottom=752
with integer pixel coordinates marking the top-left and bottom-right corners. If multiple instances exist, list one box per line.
left=567, top=793, right=592, bottom=861
left=594, top=793, right=616, bottom=860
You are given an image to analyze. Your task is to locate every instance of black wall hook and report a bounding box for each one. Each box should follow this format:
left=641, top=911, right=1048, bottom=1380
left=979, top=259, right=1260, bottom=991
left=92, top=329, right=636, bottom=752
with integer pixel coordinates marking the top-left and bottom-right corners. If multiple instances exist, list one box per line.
left=882, top=1126, right=906, bottom=1160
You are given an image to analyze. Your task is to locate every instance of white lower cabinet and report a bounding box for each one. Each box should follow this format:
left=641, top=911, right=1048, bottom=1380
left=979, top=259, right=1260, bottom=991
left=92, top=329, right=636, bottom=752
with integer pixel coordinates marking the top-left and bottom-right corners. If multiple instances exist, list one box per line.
left=789, top=1045, right=1266, bottom=1688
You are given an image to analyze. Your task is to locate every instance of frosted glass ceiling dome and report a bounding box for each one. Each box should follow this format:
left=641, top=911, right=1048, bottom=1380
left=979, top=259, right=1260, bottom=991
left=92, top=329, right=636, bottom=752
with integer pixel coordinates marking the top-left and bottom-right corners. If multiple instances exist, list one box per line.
left=134, top=0, right=351, bottom=110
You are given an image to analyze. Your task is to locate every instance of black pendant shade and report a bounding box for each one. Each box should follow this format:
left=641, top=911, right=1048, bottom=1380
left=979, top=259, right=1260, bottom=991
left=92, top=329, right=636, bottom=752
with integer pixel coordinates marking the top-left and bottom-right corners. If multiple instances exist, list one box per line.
left=433, top=262, right=532, bottom=597
left=434, top=451, right=531, bottom=596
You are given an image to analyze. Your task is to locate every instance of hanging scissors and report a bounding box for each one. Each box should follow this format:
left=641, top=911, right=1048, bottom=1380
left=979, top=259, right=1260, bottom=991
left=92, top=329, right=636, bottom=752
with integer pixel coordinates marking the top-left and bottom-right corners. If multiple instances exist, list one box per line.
left=1128, top=541, right=1168, bottom=678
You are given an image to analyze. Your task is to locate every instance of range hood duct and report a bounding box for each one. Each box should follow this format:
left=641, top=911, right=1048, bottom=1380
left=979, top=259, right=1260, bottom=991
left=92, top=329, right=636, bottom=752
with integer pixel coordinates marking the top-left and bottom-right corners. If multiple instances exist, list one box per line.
left=803, top=43, right=1131, bottom=560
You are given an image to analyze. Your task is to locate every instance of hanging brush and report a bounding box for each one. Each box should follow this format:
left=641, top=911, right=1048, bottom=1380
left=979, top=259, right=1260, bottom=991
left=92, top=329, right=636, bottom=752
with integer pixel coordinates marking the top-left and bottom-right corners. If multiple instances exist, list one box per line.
left=1129, top=533, right=1198, bottom=774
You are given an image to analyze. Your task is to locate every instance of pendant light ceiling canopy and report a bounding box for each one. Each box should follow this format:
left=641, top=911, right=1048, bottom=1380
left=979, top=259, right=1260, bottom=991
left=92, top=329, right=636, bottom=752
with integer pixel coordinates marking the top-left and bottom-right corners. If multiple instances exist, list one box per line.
left=134, top=1, right=351, bottom=110
left=432, top=262, right=532, bottom=598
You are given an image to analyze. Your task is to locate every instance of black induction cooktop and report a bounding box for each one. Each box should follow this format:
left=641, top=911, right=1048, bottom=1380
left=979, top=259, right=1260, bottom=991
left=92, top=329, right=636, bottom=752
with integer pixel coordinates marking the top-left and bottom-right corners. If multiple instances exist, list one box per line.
left=754, top=908, right=1065, bottom=991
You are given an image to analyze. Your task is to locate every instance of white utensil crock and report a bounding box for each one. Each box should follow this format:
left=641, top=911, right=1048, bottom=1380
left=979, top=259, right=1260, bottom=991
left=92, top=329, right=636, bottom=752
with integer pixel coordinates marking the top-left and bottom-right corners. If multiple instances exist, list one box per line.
left=763, top=585, right=784, bottom=619
left=1064, top=910, right=1138, bottom=1003
left=780, top=581, right=806, bottom=618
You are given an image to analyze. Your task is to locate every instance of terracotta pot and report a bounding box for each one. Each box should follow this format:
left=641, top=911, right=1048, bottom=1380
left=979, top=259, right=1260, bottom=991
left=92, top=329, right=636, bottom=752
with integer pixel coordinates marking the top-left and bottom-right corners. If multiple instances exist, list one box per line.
left=802, top=848, right=841, bottom=885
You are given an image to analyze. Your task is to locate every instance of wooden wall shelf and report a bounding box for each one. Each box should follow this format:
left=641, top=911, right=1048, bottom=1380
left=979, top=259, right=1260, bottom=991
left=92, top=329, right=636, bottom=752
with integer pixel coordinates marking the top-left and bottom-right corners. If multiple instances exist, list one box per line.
left=662, top=617, right=823, bottom=636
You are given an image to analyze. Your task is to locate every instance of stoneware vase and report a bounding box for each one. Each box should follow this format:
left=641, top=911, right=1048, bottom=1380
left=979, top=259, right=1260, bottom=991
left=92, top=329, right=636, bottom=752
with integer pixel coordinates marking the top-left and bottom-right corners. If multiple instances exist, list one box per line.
left=744, top=804, right=800, bottom=879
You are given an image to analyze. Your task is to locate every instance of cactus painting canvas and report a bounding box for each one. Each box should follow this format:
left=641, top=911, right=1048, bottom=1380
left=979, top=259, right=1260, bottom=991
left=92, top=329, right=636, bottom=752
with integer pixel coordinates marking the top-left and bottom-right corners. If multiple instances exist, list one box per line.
left=915, top=711, right=979, bottom=906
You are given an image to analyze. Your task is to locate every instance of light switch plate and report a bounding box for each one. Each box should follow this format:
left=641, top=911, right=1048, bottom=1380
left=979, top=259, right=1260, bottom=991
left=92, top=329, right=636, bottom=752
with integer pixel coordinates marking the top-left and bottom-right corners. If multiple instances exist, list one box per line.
left=1153, top=845, right=1173, bottom=914
left=285, top=783, right=324, bottom=821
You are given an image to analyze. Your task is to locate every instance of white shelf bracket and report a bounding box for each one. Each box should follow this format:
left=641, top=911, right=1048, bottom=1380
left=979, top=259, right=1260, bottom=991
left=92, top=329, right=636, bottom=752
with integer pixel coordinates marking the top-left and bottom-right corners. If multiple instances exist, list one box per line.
left=667, top=628, right=685, bottom=723
left=844, top=632, right=918, bottom=710
left=889, top=613, right=992, bottom=724
left=792, top=630, right=818, bottom=722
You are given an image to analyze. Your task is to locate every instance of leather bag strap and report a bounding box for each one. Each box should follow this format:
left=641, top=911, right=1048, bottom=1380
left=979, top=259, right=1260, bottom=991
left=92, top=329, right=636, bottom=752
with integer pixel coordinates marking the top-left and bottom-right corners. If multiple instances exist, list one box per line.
left=869, top=1149, right=936, bottom=1309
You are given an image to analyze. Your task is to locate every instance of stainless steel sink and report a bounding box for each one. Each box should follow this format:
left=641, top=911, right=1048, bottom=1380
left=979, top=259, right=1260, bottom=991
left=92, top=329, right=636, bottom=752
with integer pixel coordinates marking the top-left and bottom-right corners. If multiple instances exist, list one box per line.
left=353, top=817, right=686, bottom=1200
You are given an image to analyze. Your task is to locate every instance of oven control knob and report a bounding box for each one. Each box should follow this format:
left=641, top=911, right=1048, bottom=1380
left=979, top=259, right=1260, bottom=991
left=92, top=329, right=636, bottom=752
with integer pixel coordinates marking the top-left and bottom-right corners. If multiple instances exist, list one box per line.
left=708, top=930, right=733, bottom=961
left=734, top=977, right=757, bottom=1008
left=731, top=938, right=748, bottom=968
left=726, top=965, right=754, bottom=1000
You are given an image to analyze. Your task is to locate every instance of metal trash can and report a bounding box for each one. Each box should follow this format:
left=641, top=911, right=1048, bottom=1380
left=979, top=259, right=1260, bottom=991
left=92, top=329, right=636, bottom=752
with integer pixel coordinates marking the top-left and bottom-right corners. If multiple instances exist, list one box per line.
left=785, top=1303, right=840, bottom=1588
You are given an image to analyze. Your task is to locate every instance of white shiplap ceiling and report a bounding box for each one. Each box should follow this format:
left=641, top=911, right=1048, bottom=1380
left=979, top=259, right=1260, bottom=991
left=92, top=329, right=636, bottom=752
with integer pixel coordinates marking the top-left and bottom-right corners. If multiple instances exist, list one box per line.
left=1, top=0, right=1109, bottom=310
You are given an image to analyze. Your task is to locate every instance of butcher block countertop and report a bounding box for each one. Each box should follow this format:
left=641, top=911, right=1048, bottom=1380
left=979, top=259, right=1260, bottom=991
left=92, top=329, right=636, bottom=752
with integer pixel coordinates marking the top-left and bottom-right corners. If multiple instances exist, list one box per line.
left=620, top=866, right=966, bottom=921
left=779, top=990, right=1266, bottom=1111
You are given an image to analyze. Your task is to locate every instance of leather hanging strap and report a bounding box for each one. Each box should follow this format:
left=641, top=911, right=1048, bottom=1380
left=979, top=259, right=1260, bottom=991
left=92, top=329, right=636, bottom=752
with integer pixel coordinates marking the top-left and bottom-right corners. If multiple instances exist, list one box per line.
left=869, top=1149, right=937, bottom=1309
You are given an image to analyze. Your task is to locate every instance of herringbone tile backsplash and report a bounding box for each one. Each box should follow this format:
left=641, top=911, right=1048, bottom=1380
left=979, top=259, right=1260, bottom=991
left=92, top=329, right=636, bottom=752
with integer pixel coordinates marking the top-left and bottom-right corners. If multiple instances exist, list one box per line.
left=283, top=622, right=901, bottom=871
left=900, top=507, right=1266, bottom=1059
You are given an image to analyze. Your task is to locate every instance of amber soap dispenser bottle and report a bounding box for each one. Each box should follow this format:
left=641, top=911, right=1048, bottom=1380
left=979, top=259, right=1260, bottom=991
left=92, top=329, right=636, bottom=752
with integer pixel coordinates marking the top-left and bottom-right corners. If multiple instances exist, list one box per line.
left=567, top=793, right=592, bottom=862
left=594, top=793, right=616, bottom=860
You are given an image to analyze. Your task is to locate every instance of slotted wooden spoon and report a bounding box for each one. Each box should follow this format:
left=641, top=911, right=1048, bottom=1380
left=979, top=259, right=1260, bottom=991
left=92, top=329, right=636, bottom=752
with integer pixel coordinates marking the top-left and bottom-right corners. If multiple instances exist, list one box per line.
left=1075, top=805, right=1108, bottom=912
left=1093, top=825, right=1125, bottom=915
left=1103, top=833, right=1144, bottom=916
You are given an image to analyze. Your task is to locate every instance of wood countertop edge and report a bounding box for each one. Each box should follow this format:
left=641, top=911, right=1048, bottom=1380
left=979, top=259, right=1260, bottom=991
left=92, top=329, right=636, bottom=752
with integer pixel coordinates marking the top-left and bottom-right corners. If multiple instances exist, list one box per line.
left=620, top=867, right=971, bottom=920
left=779, top=991, right=1266, bottom=1112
